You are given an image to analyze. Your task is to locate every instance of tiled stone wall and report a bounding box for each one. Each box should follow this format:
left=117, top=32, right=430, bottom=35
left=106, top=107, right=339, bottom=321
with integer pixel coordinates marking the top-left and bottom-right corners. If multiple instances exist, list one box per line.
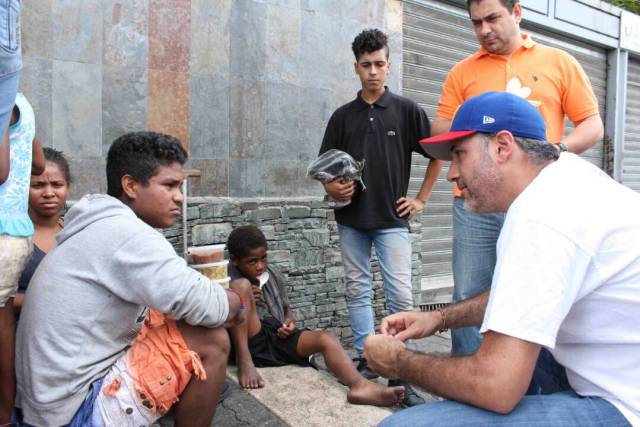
left=19, top=0, right=403, bottom=200
left=163, top=197, right=423, bottom=345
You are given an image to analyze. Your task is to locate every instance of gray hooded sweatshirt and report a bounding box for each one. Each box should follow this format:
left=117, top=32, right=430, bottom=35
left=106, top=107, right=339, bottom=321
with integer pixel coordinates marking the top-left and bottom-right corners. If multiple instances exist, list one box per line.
left=15, top=194, right=229, bottom=426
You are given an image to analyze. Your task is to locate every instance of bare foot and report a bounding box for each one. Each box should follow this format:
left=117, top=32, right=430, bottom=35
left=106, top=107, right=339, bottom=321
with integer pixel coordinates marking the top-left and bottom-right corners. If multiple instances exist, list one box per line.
left=346, top=379, right=404, bottom=407
left=238, top=358, right=265, bottom=389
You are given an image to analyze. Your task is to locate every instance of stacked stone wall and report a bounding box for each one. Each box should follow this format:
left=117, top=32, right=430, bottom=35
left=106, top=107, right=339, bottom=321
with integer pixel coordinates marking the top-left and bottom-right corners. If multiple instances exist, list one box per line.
left=163, top=197, right=422, bottom=346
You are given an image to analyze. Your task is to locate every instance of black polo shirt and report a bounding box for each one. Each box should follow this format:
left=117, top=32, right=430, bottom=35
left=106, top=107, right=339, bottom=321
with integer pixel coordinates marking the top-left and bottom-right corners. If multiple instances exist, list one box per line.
left=319, top=87, right=432, bottom=230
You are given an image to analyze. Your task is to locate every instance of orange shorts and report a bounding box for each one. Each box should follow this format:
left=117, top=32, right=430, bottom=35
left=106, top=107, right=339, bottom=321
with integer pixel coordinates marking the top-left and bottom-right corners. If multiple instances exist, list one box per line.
left=95, top=310, right=205, bottom=425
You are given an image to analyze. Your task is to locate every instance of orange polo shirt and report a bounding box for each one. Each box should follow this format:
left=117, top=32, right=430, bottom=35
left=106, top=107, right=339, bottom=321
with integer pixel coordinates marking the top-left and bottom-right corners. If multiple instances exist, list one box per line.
left=437, top=34, right=599, bottom=197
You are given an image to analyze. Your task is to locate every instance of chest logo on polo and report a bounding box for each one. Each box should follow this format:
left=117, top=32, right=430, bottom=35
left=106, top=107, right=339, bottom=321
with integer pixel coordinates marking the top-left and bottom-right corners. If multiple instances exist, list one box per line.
left=506, top=77, right=541, bottom=108
left=387, top=130, right=396, bottom=136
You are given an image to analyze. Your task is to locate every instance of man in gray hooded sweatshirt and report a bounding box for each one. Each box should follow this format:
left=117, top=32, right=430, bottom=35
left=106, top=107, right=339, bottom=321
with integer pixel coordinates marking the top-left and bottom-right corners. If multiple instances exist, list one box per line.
left=15, top=132, right=242, bottom=427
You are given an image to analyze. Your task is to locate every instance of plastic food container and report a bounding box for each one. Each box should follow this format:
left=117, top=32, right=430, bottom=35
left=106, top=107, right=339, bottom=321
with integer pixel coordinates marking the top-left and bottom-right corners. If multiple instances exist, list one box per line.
left=188, top=244, right=225, bottom=264
left=190, top=260, right=229, bottom=280
left=211, top=277, right=231, bottom=289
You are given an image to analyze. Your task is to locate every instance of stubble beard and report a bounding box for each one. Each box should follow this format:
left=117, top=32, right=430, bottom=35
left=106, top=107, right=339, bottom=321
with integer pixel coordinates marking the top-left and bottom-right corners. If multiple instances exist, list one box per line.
left=462, top=158, right=502, bottom=214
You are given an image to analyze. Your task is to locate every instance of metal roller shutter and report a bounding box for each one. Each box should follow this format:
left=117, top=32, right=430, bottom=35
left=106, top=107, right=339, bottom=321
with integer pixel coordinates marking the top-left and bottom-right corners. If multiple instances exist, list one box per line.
left=519, top=25, right=608, bottom=168
left=402, top=0, right=608, bottom=302
left=623, top=56, right=640, bottom=192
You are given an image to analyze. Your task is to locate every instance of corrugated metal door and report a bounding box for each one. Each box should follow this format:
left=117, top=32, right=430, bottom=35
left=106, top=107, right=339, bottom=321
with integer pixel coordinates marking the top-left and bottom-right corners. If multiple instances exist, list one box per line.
left=402, top=0, right=608, bottom=302
left=623, top=56, right=640, bottom=193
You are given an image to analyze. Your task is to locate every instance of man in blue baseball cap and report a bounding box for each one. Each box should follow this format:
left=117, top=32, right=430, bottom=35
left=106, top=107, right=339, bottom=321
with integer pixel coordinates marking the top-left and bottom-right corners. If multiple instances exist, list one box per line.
left=364, top=92, right=640, bottom=425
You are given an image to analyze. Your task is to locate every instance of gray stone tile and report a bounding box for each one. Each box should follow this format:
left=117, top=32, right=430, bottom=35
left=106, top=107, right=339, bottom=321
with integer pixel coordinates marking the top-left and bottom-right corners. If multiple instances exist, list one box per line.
left=330, top=20, right=361, bottom=92
left=102, top=64, right=147, bottom=152
left=265, top=4, right=301, bottom=85
left=298, top=9, right=334, bottom=89
left=186, top=159, right=229, bottom=197
left=229, top=159, right=266, bottom=197
left=190, top=74, right=229, bottom=160
left=102, top=0, right=148, bottom=68
left=52, top=61, right=102, bottom=157
left=229, top=0, right=267, bottom=80
left=263, top=159, right=300, bottom=197
left=52, top=0, right=102, bottom=63
left=21, top=0, right=52, bottom=58
left=19, top=57, right=53, bottom=147
left=264, top=81, right=300, bottom=160
left=359, top=0, right=386, bottom=28
left=298, top=124, right=325, bottom=163
left=67, top=157, right=106, bottom=200
left=301, top=0, right=358, bottom=19
left=190, top=0, right=231, bottom=78
left=386, top=30, right=403, bottom=94
left=229, top=80, right=266, bottom=160
left=262, top=0, right=300, bottom=7
left=299, top=87, right=332, bottom=131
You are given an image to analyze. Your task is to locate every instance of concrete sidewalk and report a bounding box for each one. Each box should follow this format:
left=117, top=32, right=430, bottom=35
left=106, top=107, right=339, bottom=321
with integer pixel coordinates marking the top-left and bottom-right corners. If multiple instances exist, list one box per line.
left=156, top=332, right=451, bottom=427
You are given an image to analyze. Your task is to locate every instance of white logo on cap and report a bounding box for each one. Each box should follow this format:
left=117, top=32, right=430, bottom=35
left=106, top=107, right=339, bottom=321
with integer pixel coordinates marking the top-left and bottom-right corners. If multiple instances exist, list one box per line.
left=483, top=115, right=495, bottom=124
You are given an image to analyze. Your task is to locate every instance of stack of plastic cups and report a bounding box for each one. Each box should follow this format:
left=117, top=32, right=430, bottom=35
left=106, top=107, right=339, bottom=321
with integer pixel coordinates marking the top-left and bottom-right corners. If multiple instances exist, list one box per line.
left=188, top=244, right=230, bottom=288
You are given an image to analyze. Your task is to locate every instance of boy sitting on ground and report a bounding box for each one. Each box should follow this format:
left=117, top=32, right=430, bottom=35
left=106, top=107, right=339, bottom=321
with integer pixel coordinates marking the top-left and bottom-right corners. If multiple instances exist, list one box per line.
left=227, top=225, right=404, bottom=407
left=15, top=132, right=242, bottom=427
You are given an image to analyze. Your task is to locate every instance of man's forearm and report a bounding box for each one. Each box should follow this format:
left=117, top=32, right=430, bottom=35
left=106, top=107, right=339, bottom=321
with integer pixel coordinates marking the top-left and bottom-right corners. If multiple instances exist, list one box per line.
left=442, top=290, right=489, bottom=329
left=431, top=117, right=452, bottom=136
left=562, top=114, right=603, bottom=154
left=416, top=159, right=443, bottom=204
left=398, top=350, right=485, bottom=405
left=396, top=332, right=539, bottom=414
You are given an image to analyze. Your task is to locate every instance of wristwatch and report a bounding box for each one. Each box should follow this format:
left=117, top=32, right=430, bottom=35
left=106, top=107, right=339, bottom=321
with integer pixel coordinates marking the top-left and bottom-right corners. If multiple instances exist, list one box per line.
left=557, top=143, right=568, bottom=153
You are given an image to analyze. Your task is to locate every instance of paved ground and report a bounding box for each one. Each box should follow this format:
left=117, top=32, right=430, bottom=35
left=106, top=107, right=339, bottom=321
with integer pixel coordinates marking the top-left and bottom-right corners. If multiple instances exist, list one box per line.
left=156, top=332, right=452, bottom=426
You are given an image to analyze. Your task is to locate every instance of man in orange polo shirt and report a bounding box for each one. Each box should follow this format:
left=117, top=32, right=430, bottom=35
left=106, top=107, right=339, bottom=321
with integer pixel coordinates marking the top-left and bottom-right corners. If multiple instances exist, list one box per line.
left=431, top=0, right=604, bottom=357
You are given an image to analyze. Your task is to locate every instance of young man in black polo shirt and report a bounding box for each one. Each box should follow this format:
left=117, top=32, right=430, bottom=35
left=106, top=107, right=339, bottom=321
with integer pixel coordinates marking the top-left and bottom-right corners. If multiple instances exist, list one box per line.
left=319, top=28, right=443, bottom=407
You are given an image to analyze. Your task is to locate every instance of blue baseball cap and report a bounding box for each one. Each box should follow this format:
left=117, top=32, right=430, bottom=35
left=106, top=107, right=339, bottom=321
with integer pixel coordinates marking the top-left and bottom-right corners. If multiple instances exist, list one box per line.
left=420, top=91, right=546, bottom=160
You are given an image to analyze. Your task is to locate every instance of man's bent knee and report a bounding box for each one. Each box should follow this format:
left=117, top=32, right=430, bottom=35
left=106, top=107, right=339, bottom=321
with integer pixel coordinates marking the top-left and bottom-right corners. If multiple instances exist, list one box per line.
left=179, top=322, right=230, bottom=360
left=230, top=277, right=252, bottom=295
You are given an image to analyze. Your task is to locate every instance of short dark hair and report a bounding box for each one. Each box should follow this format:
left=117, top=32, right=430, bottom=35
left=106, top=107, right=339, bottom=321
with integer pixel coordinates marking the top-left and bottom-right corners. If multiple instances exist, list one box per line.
left=477, top=132, right=558, bottom=164
left=352, top=28, right=389, bottom=61
left=227, top=225, right=268, bottom=259
left=43, top=147, right=71, bottom=184
left=106, top=131, right=187, bottom=198
left=467, top=0, right=518, bottom=13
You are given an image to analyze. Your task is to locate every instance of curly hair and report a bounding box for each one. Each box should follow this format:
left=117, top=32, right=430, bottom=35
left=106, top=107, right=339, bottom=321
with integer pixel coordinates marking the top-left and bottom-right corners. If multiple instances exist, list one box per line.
left=43, top=147, right=71, bottom=184
left=106, top=131, right=187, bottom=198
left=352, top=28, right=389, bottom=61
left=227, top=225, right=268, bottom=259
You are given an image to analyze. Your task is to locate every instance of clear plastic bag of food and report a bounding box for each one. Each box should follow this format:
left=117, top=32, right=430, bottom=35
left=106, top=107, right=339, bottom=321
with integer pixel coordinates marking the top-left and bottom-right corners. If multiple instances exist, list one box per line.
left=306, top=149, right=366, bottom=209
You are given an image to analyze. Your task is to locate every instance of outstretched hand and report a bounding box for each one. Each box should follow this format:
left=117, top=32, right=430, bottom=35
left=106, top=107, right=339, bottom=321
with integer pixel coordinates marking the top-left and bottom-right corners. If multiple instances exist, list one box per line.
left=381, top=311, right=441, bottom=341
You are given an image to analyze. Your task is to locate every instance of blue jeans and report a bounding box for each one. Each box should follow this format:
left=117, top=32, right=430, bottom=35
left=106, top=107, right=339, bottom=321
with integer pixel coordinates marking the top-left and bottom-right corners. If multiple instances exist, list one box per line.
left=379, top=391, right=630, bottom=426
left=338, top=224, right=413, bottom=355
left=379, top=349, right=631, bottom=427
left=14, top=378, right=105, bottom=426
left=0, top=0, right=21, bottom=137
left=451, top=197, right=505, bottom=356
